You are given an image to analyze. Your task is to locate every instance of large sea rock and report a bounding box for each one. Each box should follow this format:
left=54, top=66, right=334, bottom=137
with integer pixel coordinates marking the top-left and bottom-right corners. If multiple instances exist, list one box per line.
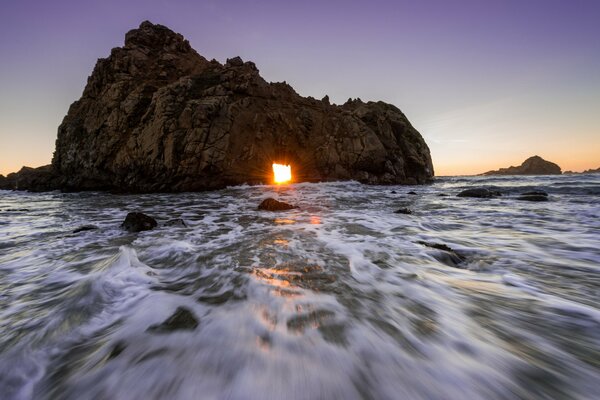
left=482, top=155, right=561, bottom=176
left=3, top=21, right=433, bottom=192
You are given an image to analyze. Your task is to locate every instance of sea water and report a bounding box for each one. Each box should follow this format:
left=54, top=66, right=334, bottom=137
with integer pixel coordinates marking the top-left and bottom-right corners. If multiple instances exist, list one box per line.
left=1, top=175, right=599, bottom=399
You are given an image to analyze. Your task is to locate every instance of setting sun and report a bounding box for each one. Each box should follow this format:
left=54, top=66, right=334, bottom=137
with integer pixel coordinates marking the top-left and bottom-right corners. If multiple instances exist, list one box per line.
left=272, top=163, right=292, bottom=184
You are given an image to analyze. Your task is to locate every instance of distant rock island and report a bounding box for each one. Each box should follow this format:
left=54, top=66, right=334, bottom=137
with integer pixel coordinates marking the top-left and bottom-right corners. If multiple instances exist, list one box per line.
left=564, top=167, right=600, bottom=175
left=0, top=21, right=433, bottom=192
left=482, top=155, right=562, bottom=176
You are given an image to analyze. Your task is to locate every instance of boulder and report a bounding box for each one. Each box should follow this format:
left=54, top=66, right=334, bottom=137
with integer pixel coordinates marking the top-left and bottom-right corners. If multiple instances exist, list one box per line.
left=121, top=212, right=157, bottom=232
left=482, top=156, right=561, bottom=176
left=418, top=241, right=466, bottom=268
left=46, top=21, right=433, bottom=192
left=394, top=208, right=412, bottom=215
left=147, top=307, right=198, bottom=333
left=457, top=188, right=502, bottom=198
left=73, top=225, right=98, bottom=233
left=164, top=218, right=187, bottom=227
left=258, top=198, right=297, bottom=211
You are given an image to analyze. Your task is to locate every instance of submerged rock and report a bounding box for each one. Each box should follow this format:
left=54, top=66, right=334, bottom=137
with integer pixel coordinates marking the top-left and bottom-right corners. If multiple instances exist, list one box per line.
left=164, top=218, right=187, bottom=227
left=73, top=225, right=98, bottom=233
left=258, top=198, right=297, bottom=211
left=107, top=341, right=127, bottom=360
left=516, top=190, right=549, bottom=202
left=418, top=241, right=466, bottom=268
left=45, top=21, right=433, bottom=192
left=394, top=208, right=413, bottom=215
left=147, top=307, right=199, bottom=333
left=121, top=212, right=158, bottom=232
left=521, top=190, right=548, bottom=197
left=457, top=188, right=502, bottom=198
left=482, top=156, right=561, bottom=176
left=517, top=195, right=549, bottom=202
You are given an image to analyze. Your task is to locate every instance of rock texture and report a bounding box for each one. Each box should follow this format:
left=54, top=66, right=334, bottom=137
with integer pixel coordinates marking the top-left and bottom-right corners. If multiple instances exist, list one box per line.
left=258, top=198, right=297, bottom=211
left=482, top=156, right=561, bottom=176
left=564, top=167, right=600, bottom=175
left=457, top=188, right=502, bottom=198
left=0, top=165, right=61, bottom=192
left=30, top=21, right=432, bottom=192
left=121, top=212, right=158, bottom=232
left=147, top=307, right=198, bottom=333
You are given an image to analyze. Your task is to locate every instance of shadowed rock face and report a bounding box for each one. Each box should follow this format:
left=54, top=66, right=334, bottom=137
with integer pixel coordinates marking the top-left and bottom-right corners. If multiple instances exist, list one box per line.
left=482, top=156, right=561, bottom=176
left=4, top=21, right=434, bottom=192
left=0, top=166, right=60, bottom=192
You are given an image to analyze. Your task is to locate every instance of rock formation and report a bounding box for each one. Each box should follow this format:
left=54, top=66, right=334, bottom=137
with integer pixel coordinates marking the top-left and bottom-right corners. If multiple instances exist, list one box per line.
left=564, top=167, right=600, bottom=175
left=482, top=156, right=561, bottom=176
left=457, top=188, right=502, bottom=198
left=121, top=212, right=158, bottom=232
left=258, top=198, right=297, bottom=211
left=0, top=166, right=61, bottom=192
left=1, top=21, right=433, bottom=192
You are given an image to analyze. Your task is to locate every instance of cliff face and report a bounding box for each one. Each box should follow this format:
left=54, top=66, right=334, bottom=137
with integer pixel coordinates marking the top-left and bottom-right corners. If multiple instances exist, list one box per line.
left=482, top=156, right=561, bottom=176
left=8, top=21, right=434, bottom=192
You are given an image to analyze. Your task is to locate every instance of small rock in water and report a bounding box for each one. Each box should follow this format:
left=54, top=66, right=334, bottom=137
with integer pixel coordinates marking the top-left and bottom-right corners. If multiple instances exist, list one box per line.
left=165, top=218, right=187, bottom=227
left=418, top=241, right=466, bottom=267
left=73, top=225, right=98, bottom=233
left=258, top=198, right=297, bottom=211
left=121, top=212, right=157, bottom=232
left=407, top=191, right=418, bottom=195
left=437, top=193, right=448, bottom=197
left=521, top=190, right=548, bottom=197
left=517, top=195, right=549, bottom=202
left=390, top=190, right=397, bottom=194
left=107, top=341, right=127, bottom=360
left=457, top=188, right=502, bottom=198
left=147, top=307, right=199, bottom=333
left=394, top=208, right=413, bottom=215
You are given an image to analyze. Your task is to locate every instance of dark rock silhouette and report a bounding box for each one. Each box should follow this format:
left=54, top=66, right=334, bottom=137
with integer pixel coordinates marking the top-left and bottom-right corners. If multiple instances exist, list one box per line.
left=517, top=194, right=549, bottom=202
left=258, top=198, right=297, bottom=211
left=147, top=307, right=198, bottom=333
left=165, top=218, right=187, bottom=227
left=418, top=241, right=466, bottom=268
left=582, top=167, right=600, bottom=174
left=73, top=225, right=98, bottom=233
left=457, top=188, right=502, bottom=198
left=482, top=156, right=561, bottom=176
left=121, top=212, right=158, bottom=232
left=0, top=165, right=60, bottom=192
left=564, top=167, right=600, bottom=175
left=0, top=21, right=433, bottom=193
left=394, top=208, right=413, bottom=214
left=521, top=190, right=548, bottom=196
left=516, top=190, right=549, bottom=201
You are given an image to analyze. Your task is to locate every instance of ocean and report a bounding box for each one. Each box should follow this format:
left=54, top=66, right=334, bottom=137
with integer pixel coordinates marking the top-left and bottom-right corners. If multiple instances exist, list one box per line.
left=1, top=175, right=599, bottom=399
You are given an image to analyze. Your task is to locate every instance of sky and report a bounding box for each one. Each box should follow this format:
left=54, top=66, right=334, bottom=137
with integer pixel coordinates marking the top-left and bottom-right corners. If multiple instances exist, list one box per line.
left=0, top=0, right=599, bottom=176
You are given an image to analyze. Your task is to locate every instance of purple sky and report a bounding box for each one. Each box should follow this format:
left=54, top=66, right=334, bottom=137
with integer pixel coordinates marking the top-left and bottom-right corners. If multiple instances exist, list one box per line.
left=1, top=0, right=599, bottom=175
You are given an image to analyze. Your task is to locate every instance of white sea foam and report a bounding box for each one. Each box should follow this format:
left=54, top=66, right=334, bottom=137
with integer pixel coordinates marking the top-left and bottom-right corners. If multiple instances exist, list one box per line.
left=1, top=174, right=599, bottom=399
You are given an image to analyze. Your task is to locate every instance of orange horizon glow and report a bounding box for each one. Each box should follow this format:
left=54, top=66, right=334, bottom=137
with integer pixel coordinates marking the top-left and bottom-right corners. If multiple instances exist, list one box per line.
left=2, top=158, right=598, bottom=178
left=272, top=163, right=292, bottom=184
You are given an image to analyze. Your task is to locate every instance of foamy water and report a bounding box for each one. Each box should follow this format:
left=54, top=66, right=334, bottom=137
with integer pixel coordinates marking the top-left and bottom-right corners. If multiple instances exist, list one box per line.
left=1, top=175, right=599, bottom=399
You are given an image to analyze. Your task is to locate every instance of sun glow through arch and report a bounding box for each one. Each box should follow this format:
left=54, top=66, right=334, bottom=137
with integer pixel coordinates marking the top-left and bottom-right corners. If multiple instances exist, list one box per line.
left=272, top=163, right=292, bottom=184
